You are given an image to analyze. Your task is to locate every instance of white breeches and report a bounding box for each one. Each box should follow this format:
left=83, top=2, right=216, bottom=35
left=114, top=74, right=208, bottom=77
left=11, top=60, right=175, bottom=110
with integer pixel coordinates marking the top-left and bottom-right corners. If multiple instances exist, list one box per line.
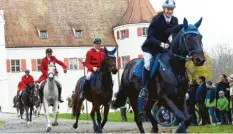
left=86, top=72, right=93, bottom=81
left=143, top=52, right=153, bottom=71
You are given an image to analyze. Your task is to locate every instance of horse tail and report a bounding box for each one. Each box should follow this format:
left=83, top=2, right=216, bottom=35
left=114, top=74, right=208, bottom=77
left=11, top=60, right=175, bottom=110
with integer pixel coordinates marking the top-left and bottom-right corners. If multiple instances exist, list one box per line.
left=72, top=77, right=84, bottom=117
left=111, top=85, right=128, bottom=109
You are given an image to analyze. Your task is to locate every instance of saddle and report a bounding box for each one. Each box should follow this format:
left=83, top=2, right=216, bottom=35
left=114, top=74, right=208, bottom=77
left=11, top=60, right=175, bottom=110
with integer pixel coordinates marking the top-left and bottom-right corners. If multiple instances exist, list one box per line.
left=133, top=53, right=178, bottom=92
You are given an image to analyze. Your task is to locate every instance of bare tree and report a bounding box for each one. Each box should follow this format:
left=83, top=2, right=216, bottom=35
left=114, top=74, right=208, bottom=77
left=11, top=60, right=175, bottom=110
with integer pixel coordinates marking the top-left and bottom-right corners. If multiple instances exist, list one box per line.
left=210, top=44, right=233, bottom=82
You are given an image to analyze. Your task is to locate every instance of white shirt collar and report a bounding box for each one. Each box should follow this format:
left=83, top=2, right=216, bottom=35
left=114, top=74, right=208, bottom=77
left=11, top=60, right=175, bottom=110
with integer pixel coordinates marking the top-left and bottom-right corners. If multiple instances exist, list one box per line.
left=164, top=14, right=172, bottom=23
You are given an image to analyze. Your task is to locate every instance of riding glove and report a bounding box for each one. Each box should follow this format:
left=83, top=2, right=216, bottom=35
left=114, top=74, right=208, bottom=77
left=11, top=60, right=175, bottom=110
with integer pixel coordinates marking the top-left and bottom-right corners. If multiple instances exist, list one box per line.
left=93, top=67, right=98, bottom=72
left=160, top=42, right=169, bottom=49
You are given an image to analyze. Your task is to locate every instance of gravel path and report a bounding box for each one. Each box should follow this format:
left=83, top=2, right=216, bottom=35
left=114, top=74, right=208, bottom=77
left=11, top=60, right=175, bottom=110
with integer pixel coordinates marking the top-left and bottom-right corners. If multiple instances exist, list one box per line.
left=0, top=113, right=175, bottom=133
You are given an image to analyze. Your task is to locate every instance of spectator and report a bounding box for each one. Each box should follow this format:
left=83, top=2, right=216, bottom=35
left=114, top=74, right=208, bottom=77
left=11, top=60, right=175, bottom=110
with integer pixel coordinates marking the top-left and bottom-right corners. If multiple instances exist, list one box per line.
left=216, top=74, right=230, bottom=122
left=217, top=91, right=229, bottom=124
left=227, top=74, right=233, bottom=124
left=195, top=76, right=210, bottom=125
left=205, top=81, right=217, bottom=126
left=187, top=80, right=199, bottom=126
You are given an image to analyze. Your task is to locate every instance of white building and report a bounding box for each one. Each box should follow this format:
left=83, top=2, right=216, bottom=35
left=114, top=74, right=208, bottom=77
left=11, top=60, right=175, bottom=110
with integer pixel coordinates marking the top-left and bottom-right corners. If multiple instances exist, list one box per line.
left=0, top=0, right=156, bottom=113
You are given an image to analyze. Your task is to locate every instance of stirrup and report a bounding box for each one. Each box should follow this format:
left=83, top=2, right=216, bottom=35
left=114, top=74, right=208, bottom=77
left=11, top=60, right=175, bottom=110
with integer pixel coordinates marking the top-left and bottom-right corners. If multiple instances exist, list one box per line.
left=139, top=87, right=149, bottom=100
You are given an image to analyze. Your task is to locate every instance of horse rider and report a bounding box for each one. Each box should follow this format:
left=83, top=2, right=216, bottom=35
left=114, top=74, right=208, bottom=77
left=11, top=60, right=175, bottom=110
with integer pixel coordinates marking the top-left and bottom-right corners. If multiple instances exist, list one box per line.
left=80, top=37, right=105, bottom=99
left=21, top=69, right=35, bottom=87
left=14, top=80, right=26, bottom=107
left=138, top=0, right=179, bottom=115
left=37, top=48, right=68, bottom=103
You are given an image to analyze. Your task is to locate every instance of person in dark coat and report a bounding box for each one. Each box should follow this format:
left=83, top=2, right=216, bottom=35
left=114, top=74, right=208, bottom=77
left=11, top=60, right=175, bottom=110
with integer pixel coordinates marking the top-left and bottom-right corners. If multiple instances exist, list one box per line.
left=138, top=0, right=179, bottom=115
left=195, top=76, right=210, bottom=125
left=186, top=80, right=199, bottom=125
left=216, top=74, right=230, bottom=122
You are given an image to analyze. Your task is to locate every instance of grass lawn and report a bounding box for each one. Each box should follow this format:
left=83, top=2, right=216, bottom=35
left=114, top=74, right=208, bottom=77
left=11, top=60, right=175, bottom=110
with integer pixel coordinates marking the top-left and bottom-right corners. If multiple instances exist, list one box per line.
left=187, top=125, right=233, bottom=133
left=0, top=121, right=5, bottom=125
left=49, top=112, right=135, bottom=122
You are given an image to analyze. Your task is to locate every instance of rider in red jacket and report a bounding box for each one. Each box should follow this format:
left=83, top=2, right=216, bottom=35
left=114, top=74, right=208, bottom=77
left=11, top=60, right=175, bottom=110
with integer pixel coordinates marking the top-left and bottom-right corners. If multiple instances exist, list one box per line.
left=21, top=69, right=34, bottom=87
left=80, top=37, right=105, bottom=99
left=37, top=48, right=68, bottom=103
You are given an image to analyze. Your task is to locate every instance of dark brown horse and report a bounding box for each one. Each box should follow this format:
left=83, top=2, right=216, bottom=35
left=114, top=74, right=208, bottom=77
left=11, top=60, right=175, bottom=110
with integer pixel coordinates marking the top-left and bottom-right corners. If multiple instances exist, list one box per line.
left=112, top=18, right=205, bottom=133
left=72, top=47, right=118, bottom=133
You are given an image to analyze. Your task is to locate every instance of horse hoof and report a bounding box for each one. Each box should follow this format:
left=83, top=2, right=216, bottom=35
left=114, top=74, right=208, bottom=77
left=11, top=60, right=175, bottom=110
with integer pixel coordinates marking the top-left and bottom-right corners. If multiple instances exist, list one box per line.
left=73, top=123, right=78, bottom=129
left=52, top=122, right=59, bottom=126
left=151, top=127, right=158, bottom=133
left=46, top=126, right=52, bottom=132
left=94, top=126, right=98, bottom=132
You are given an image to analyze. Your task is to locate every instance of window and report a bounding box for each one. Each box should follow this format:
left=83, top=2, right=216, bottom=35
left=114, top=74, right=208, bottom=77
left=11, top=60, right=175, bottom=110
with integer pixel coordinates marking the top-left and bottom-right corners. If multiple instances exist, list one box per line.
left=142, top=27, right=148, bottom=36
left=39, top=31, right=48, bottom=39
left=121, top=56, right=127, bottom=68
left=69, top=58, right=78, bottom=70
left=11, top=60, right=20, bottom=72
left=120, top=30, right=126, bottom=39
left=75, top=30, right=82, bottom=39
left=37, top=59, right=41, bottom=71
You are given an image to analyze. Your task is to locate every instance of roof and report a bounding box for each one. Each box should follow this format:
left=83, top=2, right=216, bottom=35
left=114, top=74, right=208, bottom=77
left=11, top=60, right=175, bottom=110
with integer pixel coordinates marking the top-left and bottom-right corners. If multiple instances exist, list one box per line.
left=1, top=0, right=128, bottom=47
left=117, top=0, right=156, bottom=26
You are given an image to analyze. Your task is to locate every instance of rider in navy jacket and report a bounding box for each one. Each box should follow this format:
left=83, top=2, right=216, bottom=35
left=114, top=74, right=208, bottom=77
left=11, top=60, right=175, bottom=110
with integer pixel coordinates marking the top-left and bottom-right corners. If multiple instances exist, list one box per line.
left=138, top=0, right=179, bottom=115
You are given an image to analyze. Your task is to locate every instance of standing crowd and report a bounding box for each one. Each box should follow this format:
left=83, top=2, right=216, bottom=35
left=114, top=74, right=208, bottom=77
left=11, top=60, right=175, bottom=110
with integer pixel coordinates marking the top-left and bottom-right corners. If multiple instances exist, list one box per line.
left=187, top=74, right=233, bottom=126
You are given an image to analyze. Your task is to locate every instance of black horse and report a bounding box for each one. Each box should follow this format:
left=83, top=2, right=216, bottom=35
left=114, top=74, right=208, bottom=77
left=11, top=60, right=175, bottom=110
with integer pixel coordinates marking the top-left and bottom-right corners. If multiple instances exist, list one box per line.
left=72, top=47, right=118, bottom=133
left=112, top=18, right=205, bottom=133
left=21, top=83, right=36, bottom=123
left=13, top=95, right=24, bottom=119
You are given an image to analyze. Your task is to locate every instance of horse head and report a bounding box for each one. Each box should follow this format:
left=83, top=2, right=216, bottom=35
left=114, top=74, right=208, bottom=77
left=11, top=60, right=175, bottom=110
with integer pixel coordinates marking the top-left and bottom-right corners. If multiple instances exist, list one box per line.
left=26, top=83, right=35, bottom=103
left=170, top=17, right=205, bottom=66
left=48, top=61, right=56, bottom=80
left=102, top=47, right=118, bottom=74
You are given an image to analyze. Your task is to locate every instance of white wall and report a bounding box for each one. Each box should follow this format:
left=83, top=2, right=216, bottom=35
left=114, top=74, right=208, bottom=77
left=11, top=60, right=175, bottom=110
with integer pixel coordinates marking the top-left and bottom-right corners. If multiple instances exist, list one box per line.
left=6, top=47, right=120, bottom=113
left=0, top=10, right=9, bottom=112
left=113, top=23, right=149, bottom=58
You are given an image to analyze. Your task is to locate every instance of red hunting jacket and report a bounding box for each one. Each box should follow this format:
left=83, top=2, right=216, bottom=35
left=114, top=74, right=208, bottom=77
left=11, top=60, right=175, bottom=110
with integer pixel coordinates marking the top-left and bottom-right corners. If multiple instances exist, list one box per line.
left=38, top=56, right=67, bottom=83
left=21, top=75, right=34, bottom=86
left=85, top=48, right=105, bottom=72
left=17, top=81, right=26, bottom=91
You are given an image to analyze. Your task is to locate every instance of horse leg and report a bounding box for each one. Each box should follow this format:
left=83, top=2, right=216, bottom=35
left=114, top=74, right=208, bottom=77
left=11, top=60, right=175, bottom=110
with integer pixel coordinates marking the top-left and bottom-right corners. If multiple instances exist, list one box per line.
left=52, top=102, right=59, bottom=126
left=73, top=99, right=84, bottom=129
left=129, top=94, right=145, bottom=133
left=90, top=104, right=98, bottom=132
left=25, top=106, right=29, bottom=124
left=101, top=103, right=109, bottom=129
left=43, top=101, right=51, bottom=132
left=145, top=100, right=159, bottom=133
left=96, top=105, right=102, bottom=133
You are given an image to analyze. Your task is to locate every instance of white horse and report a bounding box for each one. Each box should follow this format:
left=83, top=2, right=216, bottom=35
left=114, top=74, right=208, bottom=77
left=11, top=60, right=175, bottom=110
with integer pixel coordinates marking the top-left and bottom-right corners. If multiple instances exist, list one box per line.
left=43, top=62, right=59, bottom=132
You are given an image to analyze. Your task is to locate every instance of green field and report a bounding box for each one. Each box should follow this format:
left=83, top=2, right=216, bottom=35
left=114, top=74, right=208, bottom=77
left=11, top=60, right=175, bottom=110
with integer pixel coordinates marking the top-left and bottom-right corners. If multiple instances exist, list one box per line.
left=50, top=112, right=135, bottom=122
left=0, top=121, right=5, bottom=125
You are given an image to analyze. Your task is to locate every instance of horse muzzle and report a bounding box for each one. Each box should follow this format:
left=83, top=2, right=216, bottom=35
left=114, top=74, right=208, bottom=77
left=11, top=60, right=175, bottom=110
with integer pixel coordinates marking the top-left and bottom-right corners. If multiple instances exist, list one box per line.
left=192, top=53, right=205, bottom=66
left=110, top=66, right=118, bottom=74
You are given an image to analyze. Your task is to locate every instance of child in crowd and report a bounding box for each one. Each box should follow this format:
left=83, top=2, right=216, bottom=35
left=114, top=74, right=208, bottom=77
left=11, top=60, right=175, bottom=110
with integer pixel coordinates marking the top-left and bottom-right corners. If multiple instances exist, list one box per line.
left=217, top=91, right=229, bottom=124
left=205, top=81, right=217, bottom=126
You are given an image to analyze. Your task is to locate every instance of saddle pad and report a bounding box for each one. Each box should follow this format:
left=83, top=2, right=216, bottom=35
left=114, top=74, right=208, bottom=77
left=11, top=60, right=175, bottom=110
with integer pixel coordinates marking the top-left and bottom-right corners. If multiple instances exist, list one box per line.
left=132, top=58, right=159, bottom=79
left=90, top=72, right=102, bottom=93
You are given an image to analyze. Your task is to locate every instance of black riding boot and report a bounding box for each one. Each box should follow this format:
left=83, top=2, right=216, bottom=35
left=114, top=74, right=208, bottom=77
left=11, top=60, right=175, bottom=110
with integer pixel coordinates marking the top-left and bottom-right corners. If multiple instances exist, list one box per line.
left=80, top=80, right=90, bottom=100
left=138, top=68, right=150, bottom=115
left=39, top=87, right=43, bottom=103
left=57, top=85, right=64, bottom=103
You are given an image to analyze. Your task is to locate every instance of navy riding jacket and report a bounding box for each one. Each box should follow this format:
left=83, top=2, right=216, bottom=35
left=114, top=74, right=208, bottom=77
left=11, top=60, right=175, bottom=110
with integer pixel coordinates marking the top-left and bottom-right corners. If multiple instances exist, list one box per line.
left=141, top=13, right=178, bottom=55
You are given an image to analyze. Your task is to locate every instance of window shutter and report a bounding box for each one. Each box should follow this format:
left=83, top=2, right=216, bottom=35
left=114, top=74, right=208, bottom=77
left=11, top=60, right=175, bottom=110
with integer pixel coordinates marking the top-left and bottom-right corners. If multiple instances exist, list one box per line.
left=64, top=58, right=69, bottom=70
left=117, top=57, right=121, bottom=69
left=21, top=59, right=26, bottom=72
left=31, top=59, right=37, bottom=71
left=126, top=56, right=130, bottom=63
left=125, top=29, right=129, bottom=38
left=6, top=60, right=10, bottom=72
left=138, top=54, right=143, bottom=58
left=117, top=31, right=120, bottom=39
left=78, top=58, right=84, bottom=70
left=137, top=27, right=142, bottom=36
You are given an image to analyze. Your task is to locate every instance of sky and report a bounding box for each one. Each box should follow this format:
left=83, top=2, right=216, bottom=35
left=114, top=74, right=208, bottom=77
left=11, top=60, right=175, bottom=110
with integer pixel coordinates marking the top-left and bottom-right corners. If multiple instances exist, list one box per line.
left=151, top=0, right=233, bottom=54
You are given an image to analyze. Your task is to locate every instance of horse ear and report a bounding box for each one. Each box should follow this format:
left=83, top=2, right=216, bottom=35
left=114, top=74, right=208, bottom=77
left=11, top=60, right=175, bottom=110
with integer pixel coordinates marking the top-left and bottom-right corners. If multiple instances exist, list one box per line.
left=194, top=17, right=203, bottom=28
left=183, top=18, right=188, bottom=29
left=111, top=47, right=117, bottom=54
left=104, top=47, right=108, bottom=54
